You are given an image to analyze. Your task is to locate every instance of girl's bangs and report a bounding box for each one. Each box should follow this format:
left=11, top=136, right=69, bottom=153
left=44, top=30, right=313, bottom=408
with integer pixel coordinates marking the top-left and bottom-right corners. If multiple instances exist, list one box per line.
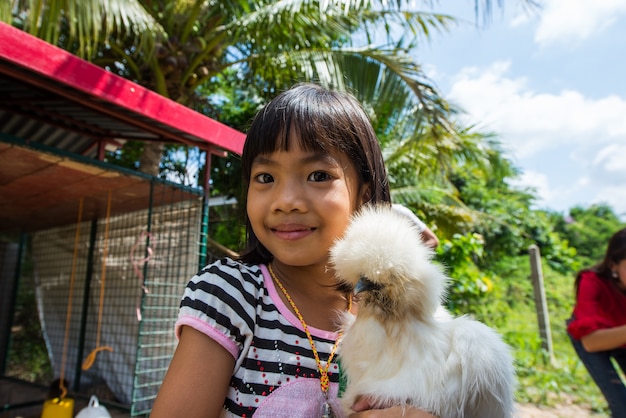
left=249, top=104, right=336, bottom=157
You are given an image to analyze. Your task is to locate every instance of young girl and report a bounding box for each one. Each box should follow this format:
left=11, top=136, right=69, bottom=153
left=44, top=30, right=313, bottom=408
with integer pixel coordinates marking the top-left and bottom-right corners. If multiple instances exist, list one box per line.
left=567, top=227, right=626, bottom=417
left=151, top=83, right=436, bottom=418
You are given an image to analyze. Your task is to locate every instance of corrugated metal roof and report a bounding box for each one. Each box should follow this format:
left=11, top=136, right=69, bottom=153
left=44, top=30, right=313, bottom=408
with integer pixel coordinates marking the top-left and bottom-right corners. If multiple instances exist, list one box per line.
left=0, top=22, right=246, bottom=157
left=0, top=23, right=246, bottom=233
left=1, top=76, right=125, bottom=157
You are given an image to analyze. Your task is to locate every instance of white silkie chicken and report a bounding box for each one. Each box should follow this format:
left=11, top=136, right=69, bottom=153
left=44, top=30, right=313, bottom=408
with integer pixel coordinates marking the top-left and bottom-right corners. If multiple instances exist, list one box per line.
left=330, top=204, right=516, bottom=418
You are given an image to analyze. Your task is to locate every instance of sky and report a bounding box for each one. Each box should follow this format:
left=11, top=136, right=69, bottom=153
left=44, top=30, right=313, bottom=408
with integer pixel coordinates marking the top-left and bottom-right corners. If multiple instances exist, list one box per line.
left=415, top=0, right=626, bottom=219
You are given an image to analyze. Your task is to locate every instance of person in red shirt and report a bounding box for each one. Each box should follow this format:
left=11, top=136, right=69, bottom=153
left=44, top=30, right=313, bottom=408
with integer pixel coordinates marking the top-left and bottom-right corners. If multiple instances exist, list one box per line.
left=567, top=227, right=626, bottom=417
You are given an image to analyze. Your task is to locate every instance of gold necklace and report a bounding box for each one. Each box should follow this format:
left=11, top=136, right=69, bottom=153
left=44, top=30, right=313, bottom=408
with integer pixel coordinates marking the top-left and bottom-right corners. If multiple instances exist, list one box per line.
left=268, top=263, right=351, bottom=416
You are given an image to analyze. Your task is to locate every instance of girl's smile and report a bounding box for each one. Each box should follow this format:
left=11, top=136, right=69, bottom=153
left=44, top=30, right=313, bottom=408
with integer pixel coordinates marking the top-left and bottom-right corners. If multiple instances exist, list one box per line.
left=247, top=138, right=367, bottom=269
left=271, top=223, right=315, bottom=241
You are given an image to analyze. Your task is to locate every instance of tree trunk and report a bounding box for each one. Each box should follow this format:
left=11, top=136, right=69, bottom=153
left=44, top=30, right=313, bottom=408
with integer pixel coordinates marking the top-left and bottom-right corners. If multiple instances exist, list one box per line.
left=139, top=141, right=164, bottom=176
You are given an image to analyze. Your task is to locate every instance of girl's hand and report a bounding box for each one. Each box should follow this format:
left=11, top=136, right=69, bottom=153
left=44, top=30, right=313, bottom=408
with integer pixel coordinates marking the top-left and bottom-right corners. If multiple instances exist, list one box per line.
left=349, top=397, right=438, bottom=418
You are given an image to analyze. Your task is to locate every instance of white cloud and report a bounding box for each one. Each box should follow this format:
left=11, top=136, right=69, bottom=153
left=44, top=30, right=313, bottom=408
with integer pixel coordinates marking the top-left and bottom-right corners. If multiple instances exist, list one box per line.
left=508, top=168, right=593, bottom=213
left=448, top=61, right=626, bottom=159
left=533, top=0, right=626, bottom=47
left=447, top=61, right=626, bottom=217
left=508, top=170, right=551, bottom=201
left=590, top=144, right=626, bottom=185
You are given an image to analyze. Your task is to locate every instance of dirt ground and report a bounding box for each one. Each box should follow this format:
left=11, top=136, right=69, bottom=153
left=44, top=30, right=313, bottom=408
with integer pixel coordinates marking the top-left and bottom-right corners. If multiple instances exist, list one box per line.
left=2, top=377, right=609, bottom=418
left=516, top=403, right=607, bottom=418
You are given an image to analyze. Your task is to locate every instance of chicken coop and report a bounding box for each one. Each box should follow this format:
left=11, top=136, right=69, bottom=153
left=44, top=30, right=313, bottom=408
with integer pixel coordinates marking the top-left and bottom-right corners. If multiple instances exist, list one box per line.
left=0, top=23, right=245, bottom=417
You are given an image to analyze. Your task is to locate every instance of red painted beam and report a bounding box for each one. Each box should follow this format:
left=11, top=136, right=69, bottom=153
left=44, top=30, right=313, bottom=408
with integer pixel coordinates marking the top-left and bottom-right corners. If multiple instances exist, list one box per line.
left=0, top=22, right=245, bottom=155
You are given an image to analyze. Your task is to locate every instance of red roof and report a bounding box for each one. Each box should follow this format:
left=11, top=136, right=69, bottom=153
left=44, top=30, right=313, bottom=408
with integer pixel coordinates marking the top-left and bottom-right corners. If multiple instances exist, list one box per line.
left=0, top=22, right=245, bottom=155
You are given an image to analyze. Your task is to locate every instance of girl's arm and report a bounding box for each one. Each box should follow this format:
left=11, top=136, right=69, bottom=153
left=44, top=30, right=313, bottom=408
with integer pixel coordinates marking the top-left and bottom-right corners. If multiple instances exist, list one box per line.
left=349, top=397, right=438, bottom=418
left=151, top=326, right=235, bottom=418
left=419, top=225, right=439, bottom=250
left=349, top=407, right=437, bottom=418
left=581, top=324, right=626, bottom=352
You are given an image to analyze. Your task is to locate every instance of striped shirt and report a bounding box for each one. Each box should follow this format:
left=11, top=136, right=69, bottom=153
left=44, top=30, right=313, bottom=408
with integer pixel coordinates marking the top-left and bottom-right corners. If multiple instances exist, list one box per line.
left=176, top=258, right=344, bottom=417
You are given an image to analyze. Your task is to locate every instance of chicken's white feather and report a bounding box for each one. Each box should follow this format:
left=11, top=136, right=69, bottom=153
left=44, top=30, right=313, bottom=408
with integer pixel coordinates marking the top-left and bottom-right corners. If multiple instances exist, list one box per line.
left=330, top=204, right=516, bottom=418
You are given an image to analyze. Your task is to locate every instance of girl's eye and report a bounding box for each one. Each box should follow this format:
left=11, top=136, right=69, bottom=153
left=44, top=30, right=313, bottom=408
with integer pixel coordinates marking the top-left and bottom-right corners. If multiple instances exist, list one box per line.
left=308, top=171, right=332, bottom=182
left=254, top=173, right=274, bottom=184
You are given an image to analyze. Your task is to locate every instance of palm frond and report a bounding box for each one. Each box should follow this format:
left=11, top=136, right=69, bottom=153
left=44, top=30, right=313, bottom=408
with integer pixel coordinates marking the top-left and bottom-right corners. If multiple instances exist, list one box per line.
left=244, top=46, right=452, bottom=132
left=391, top=185, right=478, bottom=234
left=10, top=0, right=163, bottom=58
left=0, top=2, right=12, bottom=23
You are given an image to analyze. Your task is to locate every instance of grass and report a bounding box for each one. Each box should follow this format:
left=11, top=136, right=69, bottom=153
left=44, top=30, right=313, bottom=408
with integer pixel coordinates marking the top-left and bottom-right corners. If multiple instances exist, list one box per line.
left=473, top=255, right=610, bottom=416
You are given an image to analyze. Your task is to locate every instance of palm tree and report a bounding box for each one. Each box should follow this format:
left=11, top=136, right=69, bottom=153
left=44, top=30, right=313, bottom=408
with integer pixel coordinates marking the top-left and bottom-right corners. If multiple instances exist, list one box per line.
left=3, top=0, right=537, bottom=240
left=2, top=0, right=504, bottom=175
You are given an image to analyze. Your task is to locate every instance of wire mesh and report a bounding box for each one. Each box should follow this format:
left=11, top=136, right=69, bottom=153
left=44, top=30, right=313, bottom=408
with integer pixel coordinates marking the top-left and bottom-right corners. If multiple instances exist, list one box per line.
left=26, top=180, right=204, bottom=416
left=131, top=185, right=204, bottom=416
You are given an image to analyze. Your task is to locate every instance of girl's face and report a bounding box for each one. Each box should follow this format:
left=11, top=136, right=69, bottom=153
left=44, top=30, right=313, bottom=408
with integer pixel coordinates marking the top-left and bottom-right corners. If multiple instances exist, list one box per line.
left=247, top=138, right=369, bottom=269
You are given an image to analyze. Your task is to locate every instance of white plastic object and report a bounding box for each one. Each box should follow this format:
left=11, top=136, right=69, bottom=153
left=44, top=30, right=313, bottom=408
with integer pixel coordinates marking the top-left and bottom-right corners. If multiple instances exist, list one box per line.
left=74, top=395, right=112, bottom=418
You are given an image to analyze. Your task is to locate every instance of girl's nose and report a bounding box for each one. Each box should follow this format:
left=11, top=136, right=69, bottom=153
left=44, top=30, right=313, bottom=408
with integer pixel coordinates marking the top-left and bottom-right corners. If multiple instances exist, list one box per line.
left=270, top=179, right=307, bottom=213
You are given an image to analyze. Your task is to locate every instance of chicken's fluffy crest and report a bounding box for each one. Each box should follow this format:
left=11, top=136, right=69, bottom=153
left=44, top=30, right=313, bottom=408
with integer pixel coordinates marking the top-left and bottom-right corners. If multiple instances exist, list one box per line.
left=330, top=204, right=447, bottom=318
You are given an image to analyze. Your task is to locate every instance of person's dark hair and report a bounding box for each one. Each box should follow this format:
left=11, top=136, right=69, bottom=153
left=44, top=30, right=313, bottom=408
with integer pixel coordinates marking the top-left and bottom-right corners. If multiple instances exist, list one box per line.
left=239, top=83, right=391, bottom=264
left=575, top=227, right=626, bottom=296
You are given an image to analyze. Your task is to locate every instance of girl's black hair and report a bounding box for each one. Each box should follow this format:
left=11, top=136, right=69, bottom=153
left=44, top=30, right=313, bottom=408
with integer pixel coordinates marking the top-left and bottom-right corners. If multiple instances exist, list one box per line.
left=239, top=83, right=391, bottom=264
left=575, top=227, right=626, bottom=296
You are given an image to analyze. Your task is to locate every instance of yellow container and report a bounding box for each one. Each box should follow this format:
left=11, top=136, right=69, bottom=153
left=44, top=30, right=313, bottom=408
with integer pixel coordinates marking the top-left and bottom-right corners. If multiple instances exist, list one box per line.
left=40, top=397, right=74, bottom=418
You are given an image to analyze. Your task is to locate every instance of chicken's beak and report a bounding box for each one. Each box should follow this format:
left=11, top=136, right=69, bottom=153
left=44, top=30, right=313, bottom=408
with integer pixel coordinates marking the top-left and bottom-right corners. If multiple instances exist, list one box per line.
left=354, top=276, right=382, bottom=295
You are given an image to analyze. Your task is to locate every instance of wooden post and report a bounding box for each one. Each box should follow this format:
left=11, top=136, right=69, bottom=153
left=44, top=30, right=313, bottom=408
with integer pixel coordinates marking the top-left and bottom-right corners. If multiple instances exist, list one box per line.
left=529, top=244, right=555, bottom=364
